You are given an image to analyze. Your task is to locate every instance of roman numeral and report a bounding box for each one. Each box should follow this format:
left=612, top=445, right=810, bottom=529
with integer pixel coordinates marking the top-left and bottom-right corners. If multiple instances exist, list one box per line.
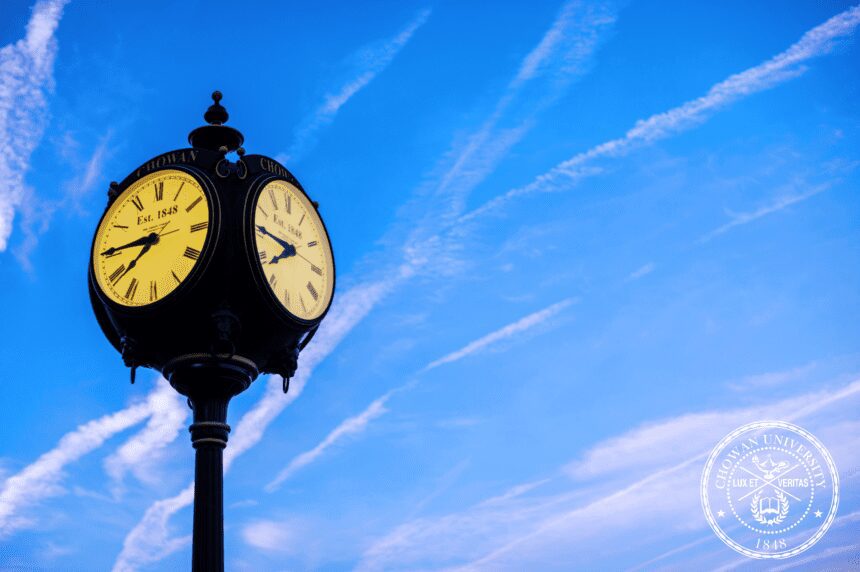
left=190, top=221, right=208, bottom=232
left=268, top=273, right=278, bottom=288
left=298, top=213, right=305, bottom=226
left=306, top=281, right=319, bottom=301
left=283, top=289, right=290, bottom=307
left=259, top=250, right=268, bottom=263
left=310, top=263, right=323, bottom=276
left=113, top=224, right=128, bottom=229
left=268, top=188, right=278, bottom=209
left=154, top=181, right=164, bottom=201
left=259, top=206, right=269, bottom=218
left=130, top=195, right=144, bottom=211
left=183, top=246, right=201, bottom=260
left=299, top=295, right=307, bottom=313
left=286, top=194, right=291, bottom=214
left=171, top=270, right=181, bottom=283
left=173, top=181, right=185, bottom=202
left=109, top=265, right=126, bottom=283
left=307, top=240, right=318, bottom=247
left=149, top=280, right=158, bottom=301
left=125, top=278, right=139, bottom=300
left=186, top=196, right=202, bottom=212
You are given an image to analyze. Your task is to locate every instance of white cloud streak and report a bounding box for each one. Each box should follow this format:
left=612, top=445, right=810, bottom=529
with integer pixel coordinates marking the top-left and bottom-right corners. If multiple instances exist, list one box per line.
left=111, top=484, right=194, bottom=572
left=423, top=298, right=574, bottom=371
left=241, top=519, right=301, bottom=554
left=265, top=391, right=393, bottom=491
left=403, top=0, right=617, bottom=251
left=111, top=3, right=617, bottom=566
left=626, top=262, right=655, bottom=281
left=460, top=5, right=860, bottom=222
left=104, top=378, right=188, bottom=496
left=283, top=8, right=431, bottom=162
left=0, top=0, right=69, bottom=251
left=264, top=297, right=573, bottom=493
left=699, top=182, right=829, bottom=241
left=111, top=276, right=402, bottom=571
left=0, top=390, right=153, bottom=537
left=13, top=129, right=112, bottom=272
left=358, top=379, right=860, bottom=571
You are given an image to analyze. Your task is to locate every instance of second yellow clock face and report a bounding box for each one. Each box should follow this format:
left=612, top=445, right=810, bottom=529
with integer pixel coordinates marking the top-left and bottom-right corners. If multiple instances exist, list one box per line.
left=252, top=180, right=334, bottom=321
left=93, top=169, right=211, bottom=307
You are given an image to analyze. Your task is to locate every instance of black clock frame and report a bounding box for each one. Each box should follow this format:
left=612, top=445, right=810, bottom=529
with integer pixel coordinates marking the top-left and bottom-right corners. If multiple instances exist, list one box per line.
left=88, top=164, right=222, bottom=315
left=242, top=172, right=337, bottom=329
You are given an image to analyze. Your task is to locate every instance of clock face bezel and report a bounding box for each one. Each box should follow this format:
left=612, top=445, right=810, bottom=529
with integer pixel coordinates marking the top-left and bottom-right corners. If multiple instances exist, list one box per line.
left=243, top=173, right=336, bottom=326
left=89, top=165, right=220, bottom=312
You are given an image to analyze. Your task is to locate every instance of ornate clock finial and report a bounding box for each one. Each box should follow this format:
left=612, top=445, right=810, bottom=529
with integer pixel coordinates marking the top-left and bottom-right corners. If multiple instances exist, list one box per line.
left=188, top=90, right=244, bottom=152
left=204, top=91, right=229, bottom=125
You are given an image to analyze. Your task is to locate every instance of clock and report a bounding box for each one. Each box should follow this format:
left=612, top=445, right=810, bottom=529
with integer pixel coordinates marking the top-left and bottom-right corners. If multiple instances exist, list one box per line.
left=247, top=177, right=335, bottom=322
left=92, top=168, right=215, bottom=308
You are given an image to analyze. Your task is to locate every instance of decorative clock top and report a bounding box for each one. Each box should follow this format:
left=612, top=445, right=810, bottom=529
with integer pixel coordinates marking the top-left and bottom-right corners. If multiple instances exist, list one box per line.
left=93, top=169, right=211, bottom=307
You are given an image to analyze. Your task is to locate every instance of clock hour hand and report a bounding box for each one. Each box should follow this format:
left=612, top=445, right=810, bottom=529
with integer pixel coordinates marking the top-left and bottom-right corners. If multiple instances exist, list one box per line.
left=269, top=243, right=297, bottom=265
left=116, top=239, right=155, bottom=282
left=101, top=232, right=159, bottom=256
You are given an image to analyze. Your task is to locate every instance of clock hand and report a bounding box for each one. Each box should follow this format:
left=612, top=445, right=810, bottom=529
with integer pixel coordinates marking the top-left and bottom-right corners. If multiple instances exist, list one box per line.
left=256, top=225, right=293, bottom=251
left=269, top=243, right=298, bottom=265
left=101, top=232, right=159, bottom=256
left=101, top=222, right=173, bottom=256
left=116, top=237, right=156, bottom=282
left=294, top=251, right=316, bottom=266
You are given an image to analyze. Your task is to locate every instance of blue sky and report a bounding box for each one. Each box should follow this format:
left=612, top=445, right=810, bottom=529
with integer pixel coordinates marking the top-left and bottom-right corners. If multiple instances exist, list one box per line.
left=1, top=1, right=859, bottom=570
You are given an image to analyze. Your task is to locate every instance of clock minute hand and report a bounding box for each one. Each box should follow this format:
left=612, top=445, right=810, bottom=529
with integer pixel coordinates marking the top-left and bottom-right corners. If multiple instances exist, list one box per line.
left=101, top=232, right=158, bottom=256
left=256, top=225, right=293, bottom=250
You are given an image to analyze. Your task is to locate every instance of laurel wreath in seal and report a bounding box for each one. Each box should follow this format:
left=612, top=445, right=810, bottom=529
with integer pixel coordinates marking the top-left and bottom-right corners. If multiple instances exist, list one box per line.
left=750, top=490, right=790, bottom=526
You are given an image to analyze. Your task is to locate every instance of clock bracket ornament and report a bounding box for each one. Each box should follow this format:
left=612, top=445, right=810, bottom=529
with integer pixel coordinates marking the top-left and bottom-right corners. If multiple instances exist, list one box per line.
left=87, top=92, right=335, bottom=571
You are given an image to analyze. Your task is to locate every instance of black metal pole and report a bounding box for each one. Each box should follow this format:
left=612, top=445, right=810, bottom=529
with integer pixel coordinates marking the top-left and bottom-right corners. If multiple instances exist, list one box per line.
left=164, top=355, right=257, bottom=572
left=189, top=395, right=230, bottom=572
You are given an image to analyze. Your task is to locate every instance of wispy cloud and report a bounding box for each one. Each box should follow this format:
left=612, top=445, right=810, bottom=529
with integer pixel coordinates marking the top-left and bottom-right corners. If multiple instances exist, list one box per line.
left=357, top=379, right=860, bottom=571
left=423, top=298, right=574, bottom=372
left=402, top=0, right=617, bottom=254
left=111, top=276, right=402, bottom=571
left=265, top=391, right=394, bottom=492
left=626, top=262, right=655, bottom=281
left=111, top=484, right=194, bottom=572
left=63, top=133, right=111, bottom=210
left=104, top=378, right=187, bottom=496
left=110, top=4, right=617, bottom=564
left=0, top=384, right=153, bottom=537
left=13, top=131, right=111, bottom=272
left=726, top=362, right=816, bottom=392
left=263, top=298, right=573, bottom=494
left=699, top=182, right=829, bottom=241
left=241, top=519, right=302, bottom=554
left=0, top=0, right=69, bottom=252
left=282, top=8, right=431, bottom=163
left=460, top=5, right=860, bottom=222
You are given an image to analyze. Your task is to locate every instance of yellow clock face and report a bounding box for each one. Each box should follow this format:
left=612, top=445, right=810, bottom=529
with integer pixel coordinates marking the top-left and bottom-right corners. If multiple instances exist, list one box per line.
left=93, top=169, right=211, bottom=307
left=252, top=179, right=334, bottom=320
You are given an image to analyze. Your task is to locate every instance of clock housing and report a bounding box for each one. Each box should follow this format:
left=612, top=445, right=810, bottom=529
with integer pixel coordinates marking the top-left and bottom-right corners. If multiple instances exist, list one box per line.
left=244, top=173, right=336, bottom=326
left=90, top=166, right=218, bottom=310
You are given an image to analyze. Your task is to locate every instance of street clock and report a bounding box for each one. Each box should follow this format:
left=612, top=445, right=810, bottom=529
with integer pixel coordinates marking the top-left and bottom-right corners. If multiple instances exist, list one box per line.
left=89, top=92, right=335, bottom=388
left=87, top=92, right=336, bottom=571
